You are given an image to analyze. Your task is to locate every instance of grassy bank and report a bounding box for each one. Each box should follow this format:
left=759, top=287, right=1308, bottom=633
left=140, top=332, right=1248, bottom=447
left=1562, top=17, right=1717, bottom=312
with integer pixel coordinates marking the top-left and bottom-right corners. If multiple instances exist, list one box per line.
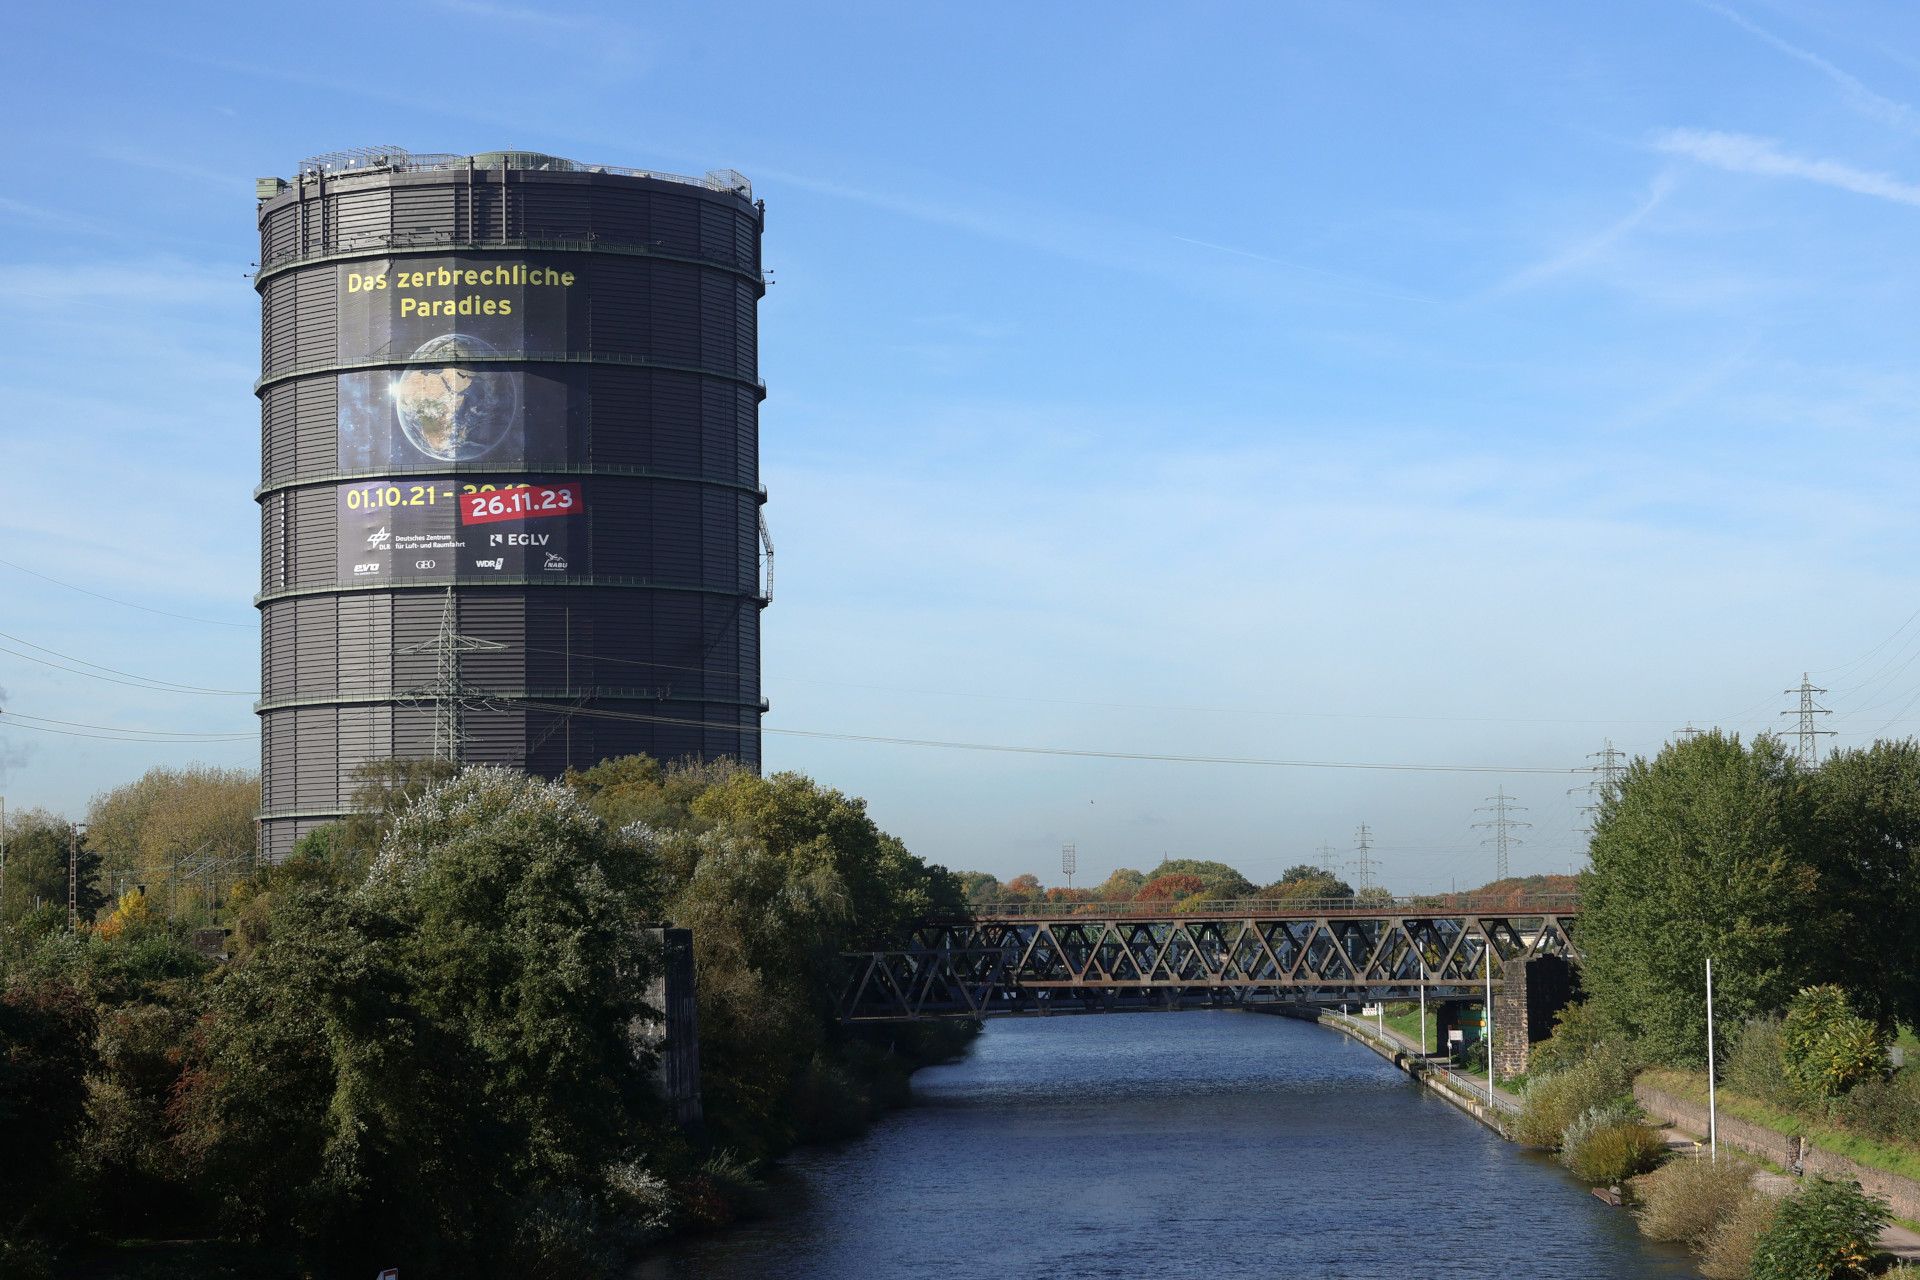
left=1641, top=1068, right=1920, bottom=1185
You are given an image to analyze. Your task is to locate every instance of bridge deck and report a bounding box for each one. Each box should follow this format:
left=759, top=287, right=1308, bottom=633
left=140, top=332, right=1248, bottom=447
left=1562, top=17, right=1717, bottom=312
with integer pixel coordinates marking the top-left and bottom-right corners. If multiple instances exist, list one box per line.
left=839, top=899, right=1579, bottom=1022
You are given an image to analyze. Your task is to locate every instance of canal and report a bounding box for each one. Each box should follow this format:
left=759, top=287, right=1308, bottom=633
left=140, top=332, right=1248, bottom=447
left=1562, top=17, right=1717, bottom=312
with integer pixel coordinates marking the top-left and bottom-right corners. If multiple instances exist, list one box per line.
left=636, top=1011, right=1693, bottom=1279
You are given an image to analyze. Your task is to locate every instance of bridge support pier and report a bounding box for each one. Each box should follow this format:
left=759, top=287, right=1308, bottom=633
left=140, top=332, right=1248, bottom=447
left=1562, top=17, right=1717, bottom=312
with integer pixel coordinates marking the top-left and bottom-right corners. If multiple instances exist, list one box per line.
left=642, top=927, right=703, bottom=1130
left=1492, top=954, right=1577, bottom=1079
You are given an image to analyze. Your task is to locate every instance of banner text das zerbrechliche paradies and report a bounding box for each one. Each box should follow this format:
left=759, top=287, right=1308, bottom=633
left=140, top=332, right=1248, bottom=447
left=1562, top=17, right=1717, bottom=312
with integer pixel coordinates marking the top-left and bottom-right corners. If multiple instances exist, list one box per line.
left=332, top=257, right=588, bottom=584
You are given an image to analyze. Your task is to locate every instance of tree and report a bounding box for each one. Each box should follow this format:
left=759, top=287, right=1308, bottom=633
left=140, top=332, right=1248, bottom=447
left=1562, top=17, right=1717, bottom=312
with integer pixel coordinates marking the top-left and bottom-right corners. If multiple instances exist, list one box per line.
left=85, top=766, right=258, bottom=923
left=0, top=809, right=104, bottom=929
left=0, top=978, right=96, bottom=1240
left=1152, top=859, right=1257, bottom=899
left=1580, top=732, right=1820, bottom=1065
left=1093, top=868, right=1146, bottom=901
left=1259, top=864, right=1355, bottom=901
left=1808, top=740, right=1920, bottom=1030
left=953, top=871, right=1002, bottom=902
left=564, top=758, right=971, bottom=1160
left=179, top=767, right=666, bottom=1271
left=1135, top=873, right=1206, bottom=902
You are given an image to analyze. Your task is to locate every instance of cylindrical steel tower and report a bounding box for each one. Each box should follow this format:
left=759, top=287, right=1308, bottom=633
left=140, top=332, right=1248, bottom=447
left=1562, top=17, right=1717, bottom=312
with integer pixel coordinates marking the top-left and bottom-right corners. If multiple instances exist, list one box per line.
left=254, top=148, right=766, bottom=859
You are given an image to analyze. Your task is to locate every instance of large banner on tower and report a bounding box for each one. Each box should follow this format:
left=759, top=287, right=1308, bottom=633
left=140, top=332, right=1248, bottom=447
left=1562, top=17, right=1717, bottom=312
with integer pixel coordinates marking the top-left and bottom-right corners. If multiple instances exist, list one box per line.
left=333, top=476, right=588, bottom=584
left=334, top=255, right=589, bottom=472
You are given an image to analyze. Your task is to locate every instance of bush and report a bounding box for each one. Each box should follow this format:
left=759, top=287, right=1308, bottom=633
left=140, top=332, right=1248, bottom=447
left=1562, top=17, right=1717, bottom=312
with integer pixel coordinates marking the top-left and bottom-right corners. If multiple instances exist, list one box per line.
left=1750, top=1176, right=1889, bottom=1280
left=1782, top=987, right=1889, bottom=1102
left=1630, top=1154, right=1753, bottom=1248
left=1512, top=1047, right=1635, bottom=1148
left=1527, top=1000, right=1607, bottom=1078
left=1836, top=1070, right=1920, bottom=1145
left=1563, top=1119, right=1666, bottom=1185
left=1724, top=1016, right=1807, bottom=1109
left=1699, top=1191, right=1780, bottom=1280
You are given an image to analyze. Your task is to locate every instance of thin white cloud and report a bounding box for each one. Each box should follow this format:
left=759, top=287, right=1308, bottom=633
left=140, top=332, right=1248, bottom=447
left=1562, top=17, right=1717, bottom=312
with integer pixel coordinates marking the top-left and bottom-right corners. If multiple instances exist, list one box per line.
left=1489, top=172, right=1677, bottom=295
left=1698, top=1, right=1920, bottom=134
left=1652, top=128, right=1920, bottom=207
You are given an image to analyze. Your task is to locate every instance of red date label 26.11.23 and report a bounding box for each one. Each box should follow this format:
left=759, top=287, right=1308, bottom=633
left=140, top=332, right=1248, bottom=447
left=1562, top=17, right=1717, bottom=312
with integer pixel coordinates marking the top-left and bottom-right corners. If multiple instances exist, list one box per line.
left=458, top=482, right=584, bottom=526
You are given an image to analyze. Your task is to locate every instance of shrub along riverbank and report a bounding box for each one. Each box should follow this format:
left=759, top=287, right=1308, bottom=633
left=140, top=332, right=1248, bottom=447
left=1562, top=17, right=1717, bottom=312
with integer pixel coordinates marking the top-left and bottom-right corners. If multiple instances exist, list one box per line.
left=1489, top=730, right=1920, bottom=1278
left=0, top=759, right=977, bottom=1279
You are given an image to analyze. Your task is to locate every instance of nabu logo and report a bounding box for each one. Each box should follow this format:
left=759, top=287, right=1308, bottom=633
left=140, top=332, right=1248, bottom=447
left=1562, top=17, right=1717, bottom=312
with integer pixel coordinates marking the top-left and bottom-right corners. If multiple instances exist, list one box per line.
left=543, top=552, right=568, bottom=571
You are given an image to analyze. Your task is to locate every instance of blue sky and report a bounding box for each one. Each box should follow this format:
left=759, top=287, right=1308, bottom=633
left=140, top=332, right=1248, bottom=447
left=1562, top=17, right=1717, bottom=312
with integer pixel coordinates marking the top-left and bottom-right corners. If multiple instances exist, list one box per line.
left=6, top=0, right=1920, bottom=890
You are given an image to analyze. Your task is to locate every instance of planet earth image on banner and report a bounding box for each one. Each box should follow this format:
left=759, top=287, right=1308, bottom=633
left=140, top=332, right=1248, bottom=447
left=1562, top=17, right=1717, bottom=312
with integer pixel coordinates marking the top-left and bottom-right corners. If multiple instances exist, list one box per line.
left=387, top=333, right=521, bottom=462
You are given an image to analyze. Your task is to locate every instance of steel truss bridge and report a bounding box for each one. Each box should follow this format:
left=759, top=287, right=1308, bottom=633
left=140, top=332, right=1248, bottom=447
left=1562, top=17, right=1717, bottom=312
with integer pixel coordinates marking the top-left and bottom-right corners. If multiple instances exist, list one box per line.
left=838, top=896, right=1579, bottom=1022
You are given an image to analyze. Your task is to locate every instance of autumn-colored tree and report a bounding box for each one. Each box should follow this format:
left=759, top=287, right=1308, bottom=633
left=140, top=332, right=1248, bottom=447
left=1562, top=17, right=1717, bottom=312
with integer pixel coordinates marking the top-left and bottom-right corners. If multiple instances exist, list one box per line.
left=1135, top=873, right=1206, bottom=902
left=94, top=890, right=154, bottom=943
left=85, top=766, right=258, bottom=924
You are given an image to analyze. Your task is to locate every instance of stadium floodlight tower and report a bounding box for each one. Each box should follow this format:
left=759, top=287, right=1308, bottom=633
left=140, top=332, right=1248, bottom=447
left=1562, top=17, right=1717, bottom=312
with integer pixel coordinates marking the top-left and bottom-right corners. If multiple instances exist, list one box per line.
left=252, top=148, right=768, bottom=858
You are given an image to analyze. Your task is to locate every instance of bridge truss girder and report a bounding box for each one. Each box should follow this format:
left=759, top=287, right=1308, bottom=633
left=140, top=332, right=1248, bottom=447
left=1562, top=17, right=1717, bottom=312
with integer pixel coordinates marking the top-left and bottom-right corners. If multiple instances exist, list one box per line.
left=838, top=912, right=1578, bottom=1022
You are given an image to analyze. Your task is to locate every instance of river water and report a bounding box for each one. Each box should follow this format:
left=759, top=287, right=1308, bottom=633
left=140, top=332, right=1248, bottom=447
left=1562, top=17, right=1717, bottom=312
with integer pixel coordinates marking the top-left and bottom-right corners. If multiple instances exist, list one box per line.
left=636, top=1011, right=1693, bottom=1279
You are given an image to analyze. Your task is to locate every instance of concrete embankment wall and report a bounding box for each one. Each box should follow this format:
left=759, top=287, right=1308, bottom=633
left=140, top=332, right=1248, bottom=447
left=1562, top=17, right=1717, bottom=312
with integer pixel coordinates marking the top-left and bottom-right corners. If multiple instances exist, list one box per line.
left=1635, top=1082, right=1920, bottom=1222
left=1253, top=1005, right=1510, bottom=1136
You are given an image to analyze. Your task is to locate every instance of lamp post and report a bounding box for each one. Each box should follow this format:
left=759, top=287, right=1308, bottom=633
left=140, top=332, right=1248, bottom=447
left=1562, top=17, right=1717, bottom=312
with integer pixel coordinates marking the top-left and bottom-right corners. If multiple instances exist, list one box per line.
left=1706, top=957, right=1718, bottom=1160
left=1418, top=949, right=1428, bottom=1056
left=1484, top=933, right=1495, bottom=1108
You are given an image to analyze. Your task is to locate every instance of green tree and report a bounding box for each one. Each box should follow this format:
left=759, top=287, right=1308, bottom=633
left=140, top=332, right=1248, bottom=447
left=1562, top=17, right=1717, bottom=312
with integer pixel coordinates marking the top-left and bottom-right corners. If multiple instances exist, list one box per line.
left=1580, top=731, right=1820, bottom=1065
left=1750, top=1177, right=1888, bottom=1280
left=1093, top=868, right=1146, bottom=901
left=1258, top=864, right=1355, bottom=901
left=1781, top=985, right=1888, bottom=1101
left=0, top=977, right=96, bottom=1245
left=179, top=767, right=666, bottom=1272
left=0, top=809, right=104, bottom=931
left=1809, top=740, right=1920, bottom=1031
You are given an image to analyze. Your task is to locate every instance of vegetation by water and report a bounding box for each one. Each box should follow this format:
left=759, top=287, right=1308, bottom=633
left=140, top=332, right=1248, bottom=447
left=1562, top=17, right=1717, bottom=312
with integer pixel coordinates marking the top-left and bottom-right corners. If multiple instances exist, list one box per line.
left=1513, top=729, right=1920, bottom=1277
left=0, top=758, right=974, bottom=1278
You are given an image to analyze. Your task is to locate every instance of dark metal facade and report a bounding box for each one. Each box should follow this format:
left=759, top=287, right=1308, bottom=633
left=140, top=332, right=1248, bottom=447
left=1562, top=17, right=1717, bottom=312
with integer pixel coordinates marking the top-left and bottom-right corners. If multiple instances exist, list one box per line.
left=255, top=151, right=766, bottom=858
left=838, top=903, right=1580, bottom=1021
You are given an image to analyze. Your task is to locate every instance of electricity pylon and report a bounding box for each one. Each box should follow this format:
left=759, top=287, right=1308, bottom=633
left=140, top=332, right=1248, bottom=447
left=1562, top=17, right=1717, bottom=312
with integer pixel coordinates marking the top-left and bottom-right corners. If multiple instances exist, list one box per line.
left=398, top=588, right=508, bottom=762
left=1781, top=672, right=1834, bottom=765
left=1473, top=787, right=1529, bottom=882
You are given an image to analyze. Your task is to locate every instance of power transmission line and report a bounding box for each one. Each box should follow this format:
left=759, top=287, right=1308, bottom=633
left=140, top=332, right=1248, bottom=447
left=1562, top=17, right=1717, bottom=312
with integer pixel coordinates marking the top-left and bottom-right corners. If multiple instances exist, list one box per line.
left=1782, top=672, right=1834, bottom=765
left=0, top=711, right=252, bottom=739
left=0, top=634, right=254, bottom=695
left=515, top=698, right=1592, bottom=774
left=1473, top=787, right=1530, bottom=881
left=0, top=556, right=252, bottom=628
